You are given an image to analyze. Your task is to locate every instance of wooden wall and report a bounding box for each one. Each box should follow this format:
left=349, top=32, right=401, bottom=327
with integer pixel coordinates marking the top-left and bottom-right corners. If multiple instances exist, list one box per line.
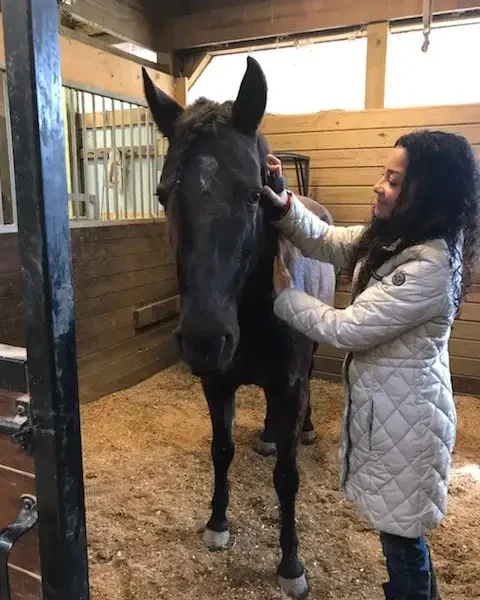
left=262, top=103, right=480, bottom=396
left=0, top=221, right=179, bottom=403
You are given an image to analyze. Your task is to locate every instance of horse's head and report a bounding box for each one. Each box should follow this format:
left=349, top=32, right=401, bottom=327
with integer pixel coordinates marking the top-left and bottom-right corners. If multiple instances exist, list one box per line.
left=143, top=57, right=273, bottom=376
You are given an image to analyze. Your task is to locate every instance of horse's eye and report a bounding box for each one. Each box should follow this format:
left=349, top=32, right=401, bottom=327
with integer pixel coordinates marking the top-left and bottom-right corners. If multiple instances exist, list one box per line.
left=250, top=191, right=262, bottom=204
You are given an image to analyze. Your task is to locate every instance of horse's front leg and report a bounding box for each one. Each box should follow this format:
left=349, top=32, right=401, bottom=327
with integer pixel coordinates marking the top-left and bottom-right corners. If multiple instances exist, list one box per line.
left=201, top=377, right=236, bottom=551
left=266, top=379, right=309, bottom=599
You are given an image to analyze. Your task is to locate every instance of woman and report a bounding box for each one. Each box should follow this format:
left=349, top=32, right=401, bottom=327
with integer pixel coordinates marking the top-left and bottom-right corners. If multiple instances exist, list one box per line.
left=263, top=130, right=480, bottom=600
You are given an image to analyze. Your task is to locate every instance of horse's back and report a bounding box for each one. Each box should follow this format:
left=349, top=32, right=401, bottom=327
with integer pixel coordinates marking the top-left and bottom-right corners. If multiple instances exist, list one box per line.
left=280, top=195, right=336, bottom=306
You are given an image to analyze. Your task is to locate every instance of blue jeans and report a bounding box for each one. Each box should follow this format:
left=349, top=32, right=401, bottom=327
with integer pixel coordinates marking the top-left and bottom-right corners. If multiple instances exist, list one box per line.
left=380, top=532, right=439, bottom=599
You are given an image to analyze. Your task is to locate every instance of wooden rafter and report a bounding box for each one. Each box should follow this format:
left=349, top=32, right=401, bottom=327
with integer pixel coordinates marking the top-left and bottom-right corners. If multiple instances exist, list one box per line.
left=153, top=0, right=480, bottom=51
left=59, top=0, right=156, bottom=50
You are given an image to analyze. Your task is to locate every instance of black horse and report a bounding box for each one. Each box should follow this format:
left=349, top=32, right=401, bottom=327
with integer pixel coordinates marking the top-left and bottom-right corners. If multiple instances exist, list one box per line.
left=143, top=57, right=335, bottom=598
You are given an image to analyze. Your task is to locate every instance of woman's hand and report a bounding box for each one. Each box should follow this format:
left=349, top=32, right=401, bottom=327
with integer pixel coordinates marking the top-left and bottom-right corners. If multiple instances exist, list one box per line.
left=273, top=254, right=293, bottom=295
left=262, top=154, right=291, bottom=219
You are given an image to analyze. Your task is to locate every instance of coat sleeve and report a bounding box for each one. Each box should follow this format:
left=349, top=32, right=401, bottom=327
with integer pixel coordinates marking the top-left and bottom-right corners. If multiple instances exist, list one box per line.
left=273, top=251, right=453, bottom=352
left=273, top=194, right=365, bottom=272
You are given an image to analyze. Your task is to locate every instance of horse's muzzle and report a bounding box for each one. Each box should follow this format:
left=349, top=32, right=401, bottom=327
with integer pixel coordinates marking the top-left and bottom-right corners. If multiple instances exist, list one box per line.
left=175, top=329, right=236, bottom=376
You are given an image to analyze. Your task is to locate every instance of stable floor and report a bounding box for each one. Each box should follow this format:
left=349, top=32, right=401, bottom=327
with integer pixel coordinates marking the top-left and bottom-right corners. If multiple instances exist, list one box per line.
left=81, top=363, right=480, bottom=600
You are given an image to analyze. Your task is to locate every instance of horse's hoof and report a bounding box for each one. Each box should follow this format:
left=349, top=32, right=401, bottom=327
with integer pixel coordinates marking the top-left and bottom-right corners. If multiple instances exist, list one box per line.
left=278, top=573, right=309, bottom=599
left=203, top=527, right=230, bottom=551
left=301, top=430, right=316, bottom=446
left=254, top=437, right=276, bottom=456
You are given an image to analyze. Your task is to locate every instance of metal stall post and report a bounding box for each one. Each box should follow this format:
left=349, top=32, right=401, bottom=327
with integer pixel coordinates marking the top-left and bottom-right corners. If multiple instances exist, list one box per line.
left=1, top=0, right=90, bottom=598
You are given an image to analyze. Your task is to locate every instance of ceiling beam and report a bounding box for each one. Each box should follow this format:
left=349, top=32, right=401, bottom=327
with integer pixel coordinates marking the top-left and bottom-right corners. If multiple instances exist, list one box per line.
left=59, top=0, right=156, bottom=50
left=153, top=0, right=480, bottom=51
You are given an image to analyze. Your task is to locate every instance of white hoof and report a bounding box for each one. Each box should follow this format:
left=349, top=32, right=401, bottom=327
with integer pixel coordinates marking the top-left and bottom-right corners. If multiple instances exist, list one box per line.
left=203, top=527, right=230, bottom=551
left=301, top=430, right=316, bottom=445
left=254, top=438, right=277, bottom=456
left=278, top=573, right=309, bottom=599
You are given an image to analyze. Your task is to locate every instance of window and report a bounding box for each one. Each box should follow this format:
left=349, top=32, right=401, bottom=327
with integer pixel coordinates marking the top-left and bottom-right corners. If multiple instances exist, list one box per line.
left=385, top=21, right=480, bottom=108
left=189, top=36, right=367, bottom=114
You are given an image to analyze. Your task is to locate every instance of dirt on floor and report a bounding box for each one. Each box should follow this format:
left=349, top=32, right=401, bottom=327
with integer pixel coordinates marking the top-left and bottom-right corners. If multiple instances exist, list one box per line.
left=81, top=363, right=480, bottom=600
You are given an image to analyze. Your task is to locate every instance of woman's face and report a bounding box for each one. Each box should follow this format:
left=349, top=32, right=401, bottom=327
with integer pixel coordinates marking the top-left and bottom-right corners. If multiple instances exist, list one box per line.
left=373, top=146, right=408, bottom=220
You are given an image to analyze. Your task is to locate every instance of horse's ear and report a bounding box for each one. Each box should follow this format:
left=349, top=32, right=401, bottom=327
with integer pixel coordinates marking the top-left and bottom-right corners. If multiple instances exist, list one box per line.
left=232, top=56, right=267, bottom=136
left=142, top=67, right=184, bottom=140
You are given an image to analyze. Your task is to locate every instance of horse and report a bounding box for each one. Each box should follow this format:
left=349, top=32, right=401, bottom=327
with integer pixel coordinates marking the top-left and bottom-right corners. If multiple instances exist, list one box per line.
left=142, top=57, right=336, bottom=599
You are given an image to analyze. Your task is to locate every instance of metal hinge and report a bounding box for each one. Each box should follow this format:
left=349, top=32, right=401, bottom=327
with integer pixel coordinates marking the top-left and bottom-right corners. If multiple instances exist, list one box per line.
left=0, top=396, right=34, bottom=456
left=0, top=495, right=39, bottom=600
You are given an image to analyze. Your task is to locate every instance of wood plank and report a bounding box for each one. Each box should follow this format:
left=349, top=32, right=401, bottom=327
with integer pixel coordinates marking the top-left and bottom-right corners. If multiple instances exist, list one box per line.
left=71, top=220, right=168, bottom=244
left=79, top=335, right=178, bottom=394
left=313, top=355, right=343, bottom=375
left=0, top=434, right=34, bottom=474
left=365, top=22, right=389, bottom=109
left=77, top=323, right=135, bottom=358
left=175, top=77, right=188, bottom=108
left=449, top=338, right=480, bottom=360
left=459, top=302, right=480, bottom=322
left=315, top=344, right=346, bottom=360
left=75, top=264, right=177, bottom=302
left=154, top=0, right=480, bottom=50
left=0, top=317, right=25, bottom=349
left=451, top=374, right=480, bottom=397
left=75, top=278, right=179, bottom=321
left=0, top=466, right=39, bottom=575
left=307, top=186, right=374, bottom=205
left=450, top=356, right=480, bottom=377
left=75, top=307, right=134, bottom=340
left=80, top=350, right=179, bottom=404
left=72, top=233, right=173, bottom=264
left=279, top=146, right=480, bottom=170
left=262, top=103, right=480, bottom=135
left=0, top=270, right=21, bottom=299
left=266, top=123, right=480, bottom=152
left=73, top=251, right=174, bottom=285
left=60, top=0, right=155, bottom=49
left=451, top=321, right=480, bottom=342
left=284, top=166, right=382, bottom=187
left=8, top=565, right=42, bottom=600
left=78, top=318, right=178, bottom=373
left=0, top=19, right=173, bottom=104
left=134, top=295, right=180, bottom=329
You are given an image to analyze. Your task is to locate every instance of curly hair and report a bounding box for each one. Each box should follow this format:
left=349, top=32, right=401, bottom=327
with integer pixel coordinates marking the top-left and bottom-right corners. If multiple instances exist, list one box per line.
left=347, top=130, right=480, bottom=315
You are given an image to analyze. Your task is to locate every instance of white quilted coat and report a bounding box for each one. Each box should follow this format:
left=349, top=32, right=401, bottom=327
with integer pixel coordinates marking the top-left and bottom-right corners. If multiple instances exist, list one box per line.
left=273, top=195, right=458, bottom=538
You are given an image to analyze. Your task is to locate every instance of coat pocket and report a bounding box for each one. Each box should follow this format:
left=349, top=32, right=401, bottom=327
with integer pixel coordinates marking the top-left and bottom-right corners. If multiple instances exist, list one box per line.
left=367, top=397, right=374, bottom=451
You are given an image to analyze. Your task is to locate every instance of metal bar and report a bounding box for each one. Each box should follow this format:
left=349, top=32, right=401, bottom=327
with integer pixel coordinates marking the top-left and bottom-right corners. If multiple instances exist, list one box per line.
left=2, top=2, right=90, bottom=600
left=68, top=88, right=81, bottom=220
left=91, top=94, right=100, bottom=219
left=120, top=101, right=126, bottom=219
left=80, top=90, right=91, bottom=220
left=2, top=73, right=17, bottom=226
left=0, top=495, right=39, bottom=600
left=152, top=125, right=159, bottom=217
left=129, top=103, right=137, bottom=219
left=60, top=80, right=149, bottom=108
left=146, top=113, right=153, bottom=217
left=102, top=95, right=110, bottom=220
left=112, top=100, right=119, bottom=219
left=137, top=105, right=145, bottom=218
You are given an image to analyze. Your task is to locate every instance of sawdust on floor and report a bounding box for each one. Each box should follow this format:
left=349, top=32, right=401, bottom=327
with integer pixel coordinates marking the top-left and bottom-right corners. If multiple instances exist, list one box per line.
left=80, top=363, right=480, bottom=600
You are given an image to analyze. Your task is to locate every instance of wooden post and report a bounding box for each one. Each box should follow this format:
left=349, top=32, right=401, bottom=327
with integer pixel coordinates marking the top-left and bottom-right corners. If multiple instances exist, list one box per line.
left=365, top=21, right=389, bottom=109
left=175, top=76, right=188, bottom=107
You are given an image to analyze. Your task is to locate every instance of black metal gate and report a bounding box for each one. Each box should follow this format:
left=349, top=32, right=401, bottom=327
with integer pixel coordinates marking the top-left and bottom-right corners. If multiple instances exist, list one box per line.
left=0, top=0, right=90, bottom=598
